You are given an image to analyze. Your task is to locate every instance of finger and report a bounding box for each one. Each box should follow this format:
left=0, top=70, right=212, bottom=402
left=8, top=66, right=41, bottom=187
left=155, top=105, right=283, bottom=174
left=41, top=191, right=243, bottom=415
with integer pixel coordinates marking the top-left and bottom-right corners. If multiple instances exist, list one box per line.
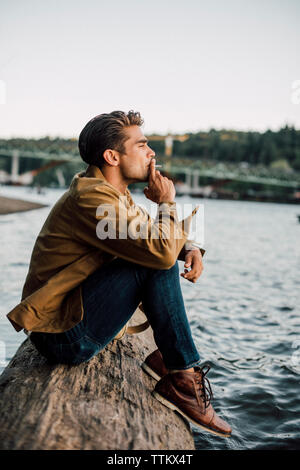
left=188, top=268, right=203, bottom=280
left=149, top=159, right=156, bottom=181
left=180, top=267, right=189, bottom=276
left=188, top=266, right=202, bottom=278
left=180, top=272, right=196, bottom=283
left=182, top=268, right=193, bottom=279
left=186, top=273, right=198, bottom=283
left=181, top=257, right=203, bottom=280
left=184, top=253, right=193, bottom=268
left=187, top=257, right=202, bottom=271
left=144, top=187, right=152, bottom=200
left=183, top=271, right=195, bottom=280
left=183, top=265, right=200, bottom=279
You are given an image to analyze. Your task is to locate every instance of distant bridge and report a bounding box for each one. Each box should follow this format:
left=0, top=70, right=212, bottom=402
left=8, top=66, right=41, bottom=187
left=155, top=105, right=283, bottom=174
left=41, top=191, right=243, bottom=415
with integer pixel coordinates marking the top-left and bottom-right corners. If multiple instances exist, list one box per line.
left=166, top=166, right=300, bottom=196
left=0, top=149, right=76, bottom=185
left=0, top=149, right=299, bottom=194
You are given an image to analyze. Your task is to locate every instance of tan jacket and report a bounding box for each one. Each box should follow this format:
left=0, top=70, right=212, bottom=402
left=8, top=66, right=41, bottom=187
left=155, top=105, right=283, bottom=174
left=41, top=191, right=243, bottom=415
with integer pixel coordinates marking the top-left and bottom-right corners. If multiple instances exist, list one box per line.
left=7, top=165, right=198, bottom=333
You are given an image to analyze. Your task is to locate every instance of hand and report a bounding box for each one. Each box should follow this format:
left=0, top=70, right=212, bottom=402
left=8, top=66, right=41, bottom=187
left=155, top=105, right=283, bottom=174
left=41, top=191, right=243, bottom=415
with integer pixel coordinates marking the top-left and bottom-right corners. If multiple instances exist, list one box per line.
left=144, top=159, right=176, bottom=204
left=180, top=249, right=204, bottom=283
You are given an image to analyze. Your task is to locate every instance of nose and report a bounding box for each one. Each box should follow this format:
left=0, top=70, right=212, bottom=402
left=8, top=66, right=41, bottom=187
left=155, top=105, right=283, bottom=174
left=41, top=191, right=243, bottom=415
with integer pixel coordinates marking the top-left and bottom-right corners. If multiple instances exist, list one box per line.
left=147, top=146, right=155, bottom=159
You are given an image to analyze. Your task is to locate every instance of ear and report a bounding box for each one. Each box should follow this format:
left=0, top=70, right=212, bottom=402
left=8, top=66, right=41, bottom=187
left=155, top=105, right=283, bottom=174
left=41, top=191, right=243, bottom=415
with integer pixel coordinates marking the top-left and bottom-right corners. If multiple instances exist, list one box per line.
left=103, top=149, right=120, bottom=167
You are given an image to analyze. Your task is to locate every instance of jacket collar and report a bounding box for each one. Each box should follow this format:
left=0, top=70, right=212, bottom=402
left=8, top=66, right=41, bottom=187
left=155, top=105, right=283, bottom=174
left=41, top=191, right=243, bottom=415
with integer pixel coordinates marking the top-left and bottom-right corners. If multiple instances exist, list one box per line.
left=84, top=165, right=106, bottom=180
left=81, top=165, right=133, bottom=201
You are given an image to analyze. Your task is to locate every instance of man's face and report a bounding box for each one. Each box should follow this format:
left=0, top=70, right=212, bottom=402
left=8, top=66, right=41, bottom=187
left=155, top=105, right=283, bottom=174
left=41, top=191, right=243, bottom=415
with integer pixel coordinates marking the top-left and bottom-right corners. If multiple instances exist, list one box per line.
left=118, top=125, right=155, bottom=183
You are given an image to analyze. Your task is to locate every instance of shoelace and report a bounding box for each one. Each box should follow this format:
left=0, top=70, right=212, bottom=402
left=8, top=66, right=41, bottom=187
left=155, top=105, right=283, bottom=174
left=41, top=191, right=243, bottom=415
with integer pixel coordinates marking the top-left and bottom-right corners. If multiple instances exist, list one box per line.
left=194, top=365, right=213, bottom=409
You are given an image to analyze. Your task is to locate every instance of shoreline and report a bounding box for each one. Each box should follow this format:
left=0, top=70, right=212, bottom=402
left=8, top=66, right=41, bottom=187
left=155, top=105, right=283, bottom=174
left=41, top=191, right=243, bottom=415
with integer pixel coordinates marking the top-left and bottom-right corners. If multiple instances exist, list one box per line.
left=0, top=195, right=47, bottom=215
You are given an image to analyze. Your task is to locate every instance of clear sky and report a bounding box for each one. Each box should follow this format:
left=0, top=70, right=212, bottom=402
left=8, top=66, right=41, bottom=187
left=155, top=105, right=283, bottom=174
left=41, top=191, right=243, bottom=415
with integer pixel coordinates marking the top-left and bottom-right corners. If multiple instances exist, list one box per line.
left=0, top=0, right=299, bottom=138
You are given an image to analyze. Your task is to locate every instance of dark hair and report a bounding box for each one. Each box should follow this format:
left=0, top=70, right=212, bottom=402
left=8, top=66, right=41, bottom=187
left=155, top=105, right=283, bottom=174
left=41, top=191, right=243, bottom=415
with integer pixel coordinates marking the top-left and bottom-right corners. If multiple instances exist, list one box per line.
left=78, top=110, right=144, bottom=168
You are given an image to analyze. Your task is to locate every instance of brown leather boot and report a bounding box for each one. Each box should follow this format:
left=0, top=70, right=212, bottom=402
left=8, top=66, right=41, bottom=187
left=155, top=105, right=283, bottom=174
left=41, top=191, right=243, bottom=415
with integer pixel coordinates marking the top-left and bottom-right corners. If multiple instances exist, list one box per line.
left=142, top=349, right=168, bottom=381
left=153, top=365, right=232, bottom=437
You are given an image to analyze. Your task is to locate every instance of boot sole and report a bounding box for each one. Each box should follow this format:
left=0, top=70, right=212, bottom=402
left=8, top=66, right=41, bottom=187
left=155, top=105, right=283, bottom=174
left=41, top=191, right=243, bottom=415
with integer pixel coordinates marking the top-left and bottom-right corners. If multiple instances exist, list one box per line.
left=153, top=391, right=231, bottom=438
left=141, top=362, right=162, bottom=381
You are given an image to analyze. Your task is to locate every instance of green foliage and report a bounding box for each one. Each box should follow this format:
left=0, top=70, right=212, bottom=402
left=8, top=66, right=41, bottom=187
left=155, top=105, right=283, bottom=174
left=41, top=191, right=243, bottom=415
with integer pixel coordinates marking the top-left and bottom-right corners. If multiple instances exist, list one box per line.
left=270, top=159, right=292, bottom=172
left=173, top=125, right=300, bottom=169
left=0, top=125, right=299, bottom=188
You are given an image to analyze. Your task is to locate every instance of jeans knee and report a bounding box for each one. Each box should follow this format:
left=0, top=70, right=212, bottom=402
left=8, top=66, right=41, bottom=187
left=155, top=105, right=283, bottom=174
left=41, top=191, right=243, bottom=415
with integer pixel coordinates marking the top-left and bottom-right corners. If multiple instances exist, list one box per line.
left=147, top=260, right=179, bottom=284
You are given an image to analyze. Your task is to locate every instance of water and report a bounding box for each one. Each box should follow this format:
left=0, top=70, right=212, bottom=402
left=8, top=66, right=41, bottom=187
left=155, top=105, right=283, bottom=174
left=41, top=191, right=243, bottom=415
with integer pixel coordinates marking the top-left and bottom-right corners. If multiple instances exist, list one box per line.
left=0, top=185, right=299, bottom=450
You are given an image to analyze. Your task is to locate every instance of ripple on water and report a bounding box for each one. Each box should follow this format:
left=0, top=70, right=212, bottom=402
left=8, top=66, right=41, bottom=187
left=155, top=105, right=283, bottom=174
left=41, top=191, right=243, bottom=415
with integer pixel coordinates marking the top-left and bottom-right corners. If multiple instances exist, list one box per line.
left=276, top=306, right=295, bottom=312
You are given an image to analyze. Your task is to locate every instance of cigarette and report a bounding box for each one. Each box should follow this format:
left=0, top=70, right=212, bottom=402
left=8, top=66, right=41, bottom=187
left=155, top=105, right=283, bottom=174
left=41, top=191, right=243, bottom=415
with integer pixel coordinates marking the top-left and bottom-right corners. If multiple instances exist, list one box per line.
left=155, top=165, right=162, bottom=168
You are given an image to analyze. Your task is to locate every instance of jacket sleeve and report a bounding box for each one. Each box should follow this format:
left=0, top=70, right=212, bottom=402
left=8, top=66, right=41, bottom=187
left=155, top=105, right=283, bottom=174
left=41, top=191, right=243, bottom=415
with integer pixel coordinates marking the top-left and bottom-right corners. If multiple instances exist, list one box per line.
left=71, top=186, right=195, bottom=270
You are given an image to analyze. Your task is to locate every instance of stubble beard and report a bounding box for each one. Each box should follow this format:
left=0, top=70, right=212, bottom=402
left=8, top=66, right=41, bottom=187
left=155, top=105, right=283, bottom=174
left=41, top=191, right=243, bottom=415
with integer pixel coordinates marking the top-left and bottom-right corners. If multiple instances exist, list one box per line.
left=122, top=167, right=149, bottom=185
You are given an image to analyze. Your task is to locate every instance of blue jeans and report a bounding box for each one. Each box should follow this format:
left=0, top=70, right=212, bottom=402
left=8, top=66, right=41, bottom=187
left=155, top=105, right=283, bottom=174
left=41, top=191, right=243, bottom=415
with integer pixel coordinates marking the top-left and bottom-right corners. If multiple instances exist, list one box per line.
left=30, top=258, right=201, bottom=370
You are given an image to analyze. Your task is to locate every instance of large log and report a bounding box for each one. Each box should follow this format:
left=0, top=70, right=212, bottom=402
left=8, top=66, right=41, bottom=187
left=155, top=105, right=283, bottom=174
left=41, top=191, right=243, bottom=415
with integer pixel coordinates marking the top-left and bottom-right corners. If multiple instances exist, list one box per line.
left=0, top=307, right=195, bottom=450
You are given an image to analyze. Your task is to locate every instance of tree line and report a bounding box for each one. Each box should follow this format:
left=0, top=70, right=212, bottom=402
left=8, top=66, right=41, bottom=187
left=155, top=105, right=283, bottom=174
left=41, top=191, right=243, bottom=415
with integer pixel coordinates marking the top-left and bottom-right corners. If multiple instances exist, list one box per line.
left=171, top=125, right=300, bottom=171
left=0, top=125, right=299, bottom=187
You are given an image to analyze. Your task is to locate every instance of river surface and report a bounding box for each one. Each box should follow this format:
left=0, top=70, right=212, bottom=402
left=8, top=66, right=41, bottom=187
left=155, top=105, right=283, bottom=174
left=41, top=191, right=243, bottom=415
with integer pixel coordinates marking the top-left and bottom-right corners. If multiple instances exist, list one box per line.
left=0, top=185, right=299, bottom=450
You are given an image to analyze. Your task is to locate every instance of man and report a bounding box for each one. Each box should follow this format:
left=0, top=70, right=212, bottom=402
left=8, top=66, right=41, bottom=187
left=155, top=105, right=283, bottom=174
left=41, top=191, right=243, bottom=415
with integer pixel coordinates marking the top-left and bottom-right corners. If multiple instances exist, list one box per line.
left=7, top=110, right=231, bottom=437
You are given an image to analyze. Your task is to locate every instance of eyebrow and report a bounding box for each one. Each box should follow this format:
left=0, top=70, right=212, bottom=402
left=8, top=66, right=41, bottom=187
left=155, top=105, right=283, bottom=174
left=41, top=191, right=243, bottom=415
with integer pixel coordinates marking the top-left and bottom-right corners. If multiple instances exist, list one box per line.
left=135, top=138, right=148, bottom=145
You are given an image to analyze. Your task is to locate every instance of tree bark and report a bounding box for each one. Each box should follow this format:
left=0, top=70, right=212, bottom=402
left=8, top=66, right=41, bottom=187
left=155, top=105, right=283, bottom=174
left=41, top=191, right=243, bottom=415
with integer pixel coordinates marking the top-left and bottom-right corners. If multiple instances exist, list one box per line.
left=0, top=307, right=195, bottom=450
